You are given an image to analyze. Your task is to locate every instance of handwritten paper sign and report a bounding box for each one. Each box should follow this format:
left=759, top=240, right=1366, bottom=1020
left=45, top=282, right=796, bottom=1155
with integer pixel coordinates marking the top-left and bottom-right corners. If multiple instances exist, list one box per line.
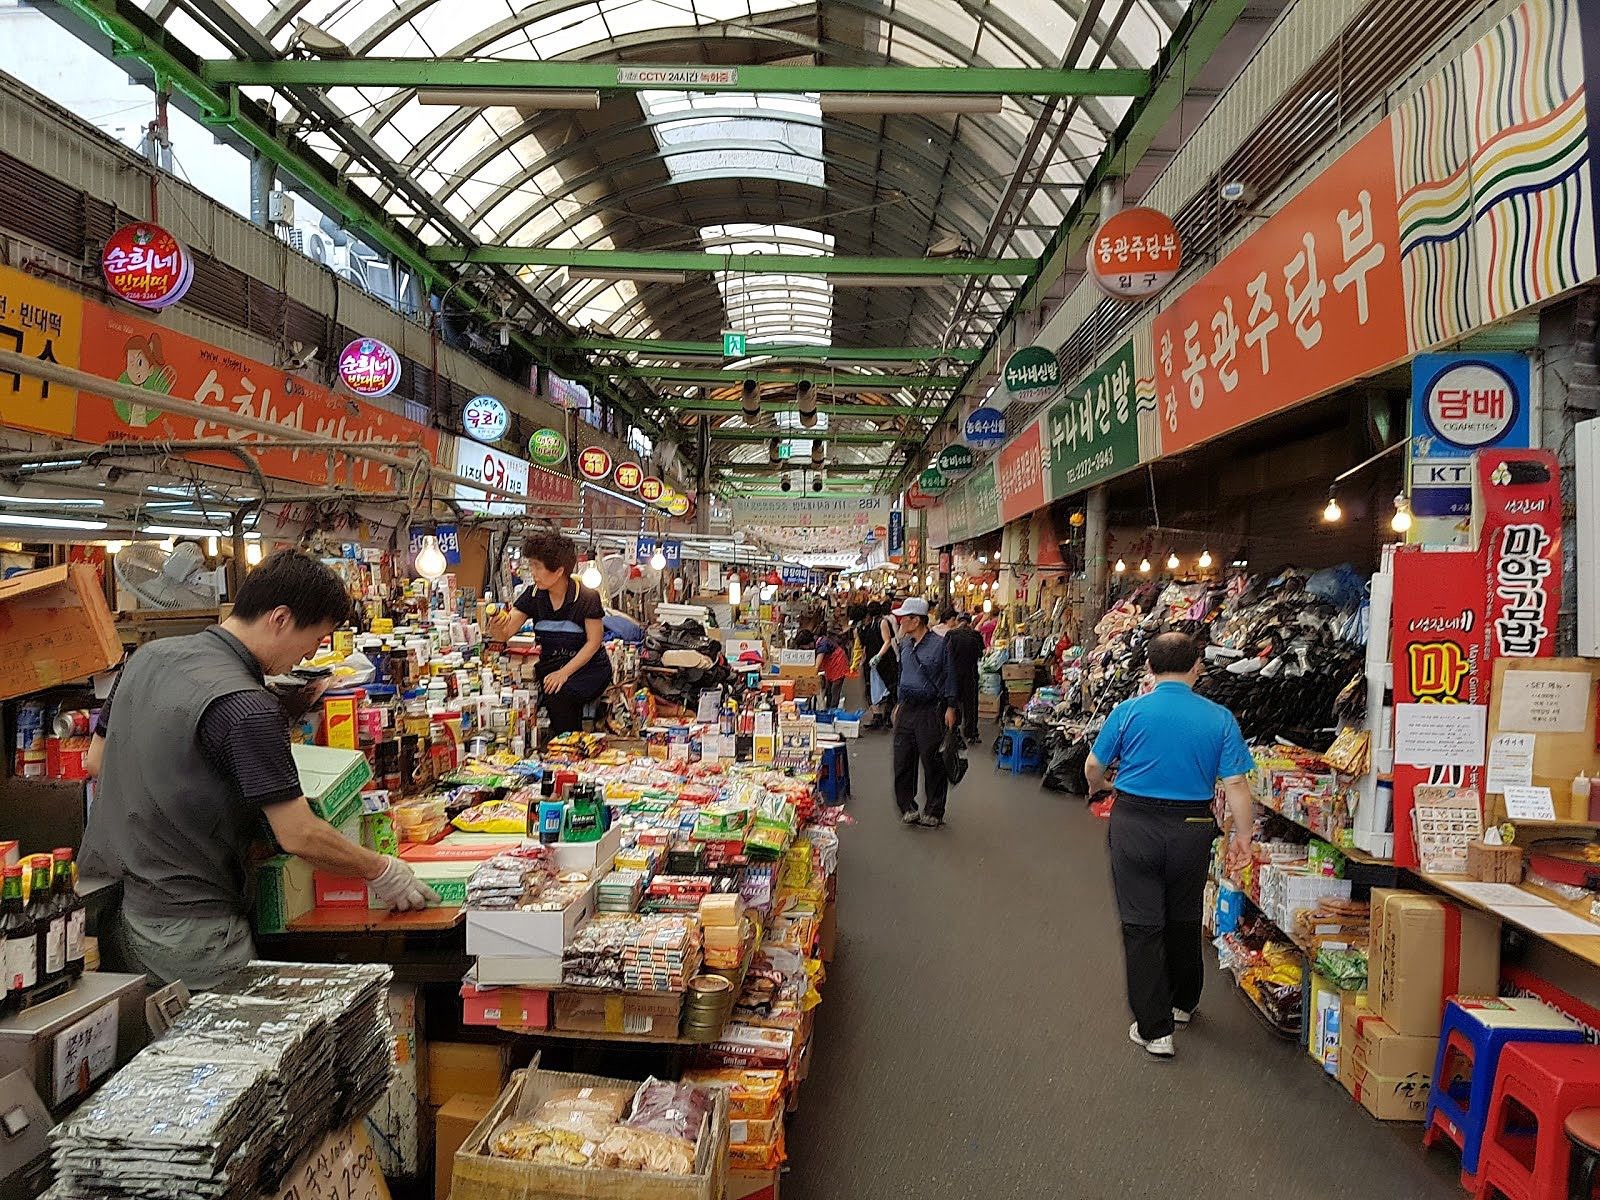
left=51, top=1000, right=118, bottom=1105
left=1395, top=702, right=1488, bottom=767
left=1486, top=734, right=1536, bottom=794
left=1503, top=785, right=1557, bottom=821
left=1501, top=671, right=1589, bottom=733
left=268, top=1123, right=389, bottom=1200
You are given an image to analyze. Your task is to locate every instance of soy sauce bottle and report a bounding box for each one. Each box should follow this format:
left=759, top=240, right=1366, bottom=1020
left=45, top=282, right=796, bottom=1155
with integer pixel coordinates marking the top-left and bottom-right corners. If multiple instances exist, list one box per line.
left=0, top=866, right=36, bottom=1013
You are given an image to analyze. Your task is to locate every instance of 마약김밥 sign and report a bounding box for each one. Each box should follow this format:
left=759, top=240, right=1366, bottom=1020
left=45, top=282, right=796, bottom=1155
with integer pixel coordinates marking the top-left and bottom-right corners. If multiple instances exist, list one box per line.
left=1088, top=206, right=1181, bottom=300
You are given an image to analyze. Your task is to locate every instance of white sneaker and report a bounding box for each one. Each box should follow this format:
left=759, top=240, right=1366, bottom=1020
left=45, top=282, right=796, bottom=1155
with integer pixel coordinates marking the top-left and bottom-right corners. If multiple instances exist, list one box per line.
left=1129, top=1023, right=1175, bottom=1058
left=1173, top=1008, right=1194, bottom=1026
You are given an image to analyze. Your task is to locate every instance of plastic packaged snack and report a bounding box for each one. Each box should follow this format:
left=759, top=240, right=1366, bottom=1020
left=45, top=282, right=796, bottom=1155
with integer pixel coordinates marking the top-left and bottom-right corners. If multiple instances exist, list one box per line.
left=589, top=1125, right=696, bottom=1175
left=489, top=1120, right=596, bottom=1166
left=531, top=1087, right=633, bottom=1142
left=626, top=1078, right=712, bottom=1143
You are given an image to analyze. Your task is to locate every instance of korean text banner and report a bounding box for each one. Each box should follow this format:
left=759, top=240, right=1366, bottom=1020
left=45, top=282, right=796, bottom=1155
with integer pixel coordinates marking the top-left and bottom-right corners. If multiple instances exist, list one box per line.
left=1152, top=122, right=1410, bottom=454
left=997, top=419, right=1046, bottom=524
left=0, top=265, right=83, bottom=437
left=1047, top=337, right=1140, bottom=497
left=73, top=285, right=440, bottom=489
left=730, top=494, right=892, bottom=530
left=965, top=461, right=1001, bottom=537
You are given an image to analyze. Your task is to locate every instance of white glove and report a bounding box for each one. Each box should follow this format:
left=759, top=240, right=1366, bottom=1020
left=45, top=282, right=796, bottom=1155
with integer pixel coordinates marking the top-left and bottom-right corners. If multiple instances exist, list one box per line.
left=368, top=857, right=440, bottom=912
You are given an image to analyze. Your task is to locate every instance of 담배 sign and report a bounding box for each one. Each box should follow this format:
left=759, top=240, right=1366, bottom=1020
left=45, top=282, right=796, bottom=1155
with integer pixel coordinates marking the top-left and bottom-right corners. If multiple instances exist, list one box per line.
left=1500, top=670, right=1589, bottom=733
left=1394, top=701, right=1488, bottom=767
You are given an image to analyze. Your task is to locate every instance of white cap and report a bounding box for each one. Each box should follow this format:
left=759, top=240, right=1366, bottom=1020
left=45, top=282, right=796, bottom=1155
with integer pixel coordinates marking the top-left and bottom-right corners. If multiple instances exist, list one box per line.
left=891, top=597, right=930, bottom=618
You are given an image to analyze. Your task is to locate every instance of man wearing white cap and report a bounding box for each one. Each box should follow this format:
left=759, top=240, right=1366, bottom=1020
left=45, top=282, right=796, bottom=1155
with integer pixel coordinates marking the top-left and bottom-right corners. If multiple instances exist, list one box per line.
left=889, top=597, right=959, bottom=829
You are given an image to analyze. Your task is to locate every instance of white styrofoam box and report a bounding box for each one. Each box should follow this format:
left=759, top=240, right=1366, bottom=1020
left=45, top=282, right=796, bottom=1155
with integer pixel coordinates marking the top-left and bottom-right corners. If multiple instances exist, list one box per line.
left=466, top=884, right=594, bottom=958
left=836, top=720, right=860, bottom=739
left=473, top=954, right=564, bottom=987
left=550, top=821, right=622, bottom=875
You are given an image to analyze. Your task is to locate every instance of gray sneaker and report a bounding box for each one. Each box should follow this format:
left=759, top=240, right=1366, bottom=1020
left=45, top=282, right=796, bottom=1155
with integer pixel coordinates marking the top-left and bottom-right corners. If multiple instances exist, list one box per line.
left=901, top=810, right=921, bottom=825
left=916, top=813, right=945, bottom=829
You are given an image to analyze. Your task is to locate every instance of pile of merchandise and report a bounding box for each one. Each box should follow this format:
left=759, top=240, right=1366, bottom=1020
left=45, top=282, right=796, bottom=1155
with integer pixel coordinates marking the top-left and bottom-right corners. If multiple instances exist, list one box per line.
left=560, top=915, right=703, bottom=990
left=489, top=1077, right=714, bottom=1175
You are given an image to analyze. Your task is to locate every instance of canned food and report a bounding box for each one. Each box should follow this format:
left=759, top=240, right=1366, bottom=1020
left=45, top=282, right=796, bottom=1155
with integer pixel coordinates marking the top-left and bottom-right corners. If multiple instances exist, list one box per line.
left=14, top=701, right=45, bottom=778
left=51, top=709, right=92, bottom=738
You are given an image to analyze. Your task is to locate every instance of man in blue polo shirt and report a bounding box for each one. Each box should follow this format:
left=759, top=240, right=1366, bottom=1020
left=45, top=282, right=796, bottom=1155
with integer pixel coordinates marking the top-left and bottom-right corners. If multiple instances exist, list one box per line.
left=1087, top=632, right=1255, bottom=1059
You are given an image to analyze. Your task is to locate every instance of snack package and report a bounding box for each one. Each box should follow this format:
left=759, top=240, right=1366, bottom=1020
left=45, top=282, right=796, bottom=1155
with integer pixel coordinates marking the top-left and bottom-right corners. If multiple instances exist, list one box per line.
left=626, top=1078, right=712, bottom=1143
left=532, top=1086, right=633, bottom=1142
left=490, top=1120, right=596, bottom=1166
left=453, top=799, right=530, bottom=834
left=589, top=1126, right=696, bottom=1175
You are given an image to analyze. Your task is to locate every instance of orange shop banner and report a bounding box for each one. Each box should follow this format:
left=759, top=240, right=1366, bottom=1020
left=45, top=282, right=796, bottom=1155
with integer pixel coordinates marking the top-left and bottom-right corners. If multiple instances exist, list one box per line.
left=75, top=300, right=438, bottom=490
left=1152, top=122, right=1410, bottom=455
left=997, top=418, right=1047, bottom=524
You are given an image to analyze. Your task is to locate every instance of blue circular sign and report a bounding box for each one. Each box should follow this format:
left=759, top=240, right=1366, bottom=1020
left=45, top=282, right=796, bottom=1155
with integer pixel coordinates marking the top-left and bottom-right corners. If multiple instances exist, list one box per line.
left=964, top=407, right=1007, bottom=446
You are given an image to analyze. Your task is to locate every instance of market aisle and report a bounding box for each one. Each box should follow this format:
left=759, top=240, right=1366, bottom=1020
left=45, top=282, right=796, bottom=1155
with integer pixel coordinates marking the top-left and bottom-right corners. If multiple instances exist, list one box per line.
left=784, top=728, right=1459, bottom=1200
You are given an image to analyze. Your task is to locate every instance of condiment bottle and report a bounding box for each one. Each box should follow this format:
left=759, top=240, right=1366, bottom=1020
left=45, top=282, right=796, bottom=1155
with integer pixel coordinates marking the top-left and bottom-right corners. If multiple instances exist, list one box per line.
left=1576, top=772, right=1596, bottom=822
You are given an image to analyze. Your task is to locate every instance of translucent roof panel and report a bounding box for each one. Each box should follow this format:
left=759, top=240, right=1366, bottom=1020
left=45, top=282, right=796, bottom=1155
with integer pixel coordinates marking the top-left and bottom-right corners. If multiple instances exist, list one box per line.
left=705, top=223, right=833, bottom=344
left=642, top=92, right=824, bottom=188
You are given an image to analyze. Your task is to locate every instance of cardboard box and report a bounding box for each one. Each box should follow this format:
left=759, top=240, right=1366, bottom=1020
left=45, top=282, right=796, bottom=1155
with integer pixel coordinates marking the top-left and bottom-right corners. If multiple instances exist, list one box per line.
left=369, top=859, right=476, bottom=908
left=727, top=1166, right=780, bottom=1200
left=426, top=1042, right=509, bottom=1106
left=472, top=954, right=563, bottom=988
left=1350, top=1062, right=1430, bottom=1121
left=436, top=1093, right=496, bottom=1200
left=459, top=982, right=552, bottom=1029
left=1348, top=1013, right=1438, bottom=1080
left=550, top=821, right=623, bottom=875
left=369, top=983, right=421, bottom=1177
left=1337, top=990, right=1370, bottom=1095
left=291, top=743, right=373, bottom=828
left=465, top=883, right=594, bottom=957
left=254, top=854, right=315, bottom=934
left=1373, top=892, right=1500, bottom=1036
left=977, top=695, right=1002, bottom=717
left=553, top=990, right=684, bottom=1040
left=452, top=1065, right=727, bottom=1200
left=0, top=564, right=121, bottom=703
left=313, top=871, right=368, bottom=908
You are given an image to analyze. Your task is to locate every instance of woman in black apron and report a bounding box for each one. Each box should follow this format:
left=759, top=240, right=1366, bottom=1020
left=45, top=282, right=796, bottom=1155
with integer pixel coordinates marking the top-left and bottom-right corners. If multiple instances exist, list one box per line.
left=488, top=532, right=612, bottom=734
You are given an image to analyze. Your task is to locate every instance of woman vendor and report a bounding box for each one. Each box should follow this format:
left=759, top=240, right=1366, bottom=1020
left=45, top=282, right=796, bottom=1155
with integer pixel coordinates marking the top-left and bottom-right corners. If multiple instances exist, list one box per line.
left=488, top=532, right=613, bottom=733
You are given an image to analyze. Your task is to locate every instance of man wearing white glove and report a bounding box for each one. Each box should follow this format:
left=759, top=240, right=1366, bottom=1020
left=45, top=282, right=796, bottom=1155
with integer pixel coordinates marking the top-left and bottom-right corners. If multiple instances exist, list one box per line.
left=82, top=550, right=440, bottom=990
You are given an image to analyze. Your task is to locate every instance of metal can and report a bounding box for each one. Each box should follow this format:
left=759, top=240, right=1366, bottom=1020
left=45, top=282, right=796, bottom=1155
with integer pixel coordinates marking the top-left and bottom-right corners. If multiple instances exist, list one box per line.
left=51, top=709, right=92, bottom=738
left=14, top=701, right=45, bottom=778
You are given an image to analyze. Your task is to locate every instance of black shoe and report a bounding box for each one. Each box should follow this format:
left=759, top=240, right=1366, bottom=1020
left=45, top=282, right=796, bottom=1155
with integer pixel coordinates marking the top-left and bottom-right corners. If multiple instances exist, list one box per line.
left=916, top=813, right=945, bottom=829
left=901, top=809, right=921, bottom=825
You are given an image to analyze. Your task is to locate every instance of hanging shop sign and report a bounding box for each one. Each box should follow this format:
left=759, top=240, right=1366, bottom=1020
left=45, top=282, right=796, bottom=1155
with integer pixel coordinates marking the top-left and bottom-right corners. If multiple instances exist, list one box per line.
left=526, top=465, right=577, bottom=507
left=577, top=445, right=612, bottom=480
left=1048, top=336, right=1141, bottom=497
left=965, top=461, right=1001, bottom=535
left=1409, top=353, right=1532, bottom=542
left=997, top=419, right=1047, bottom=524
left=1477, top=449, right=1562, bottom=661
left=614, top=461, right=643, bottom=492
left=936, top=444, right=974, bottom=478
left=101, top=223, right=193, bottom=310
left=1088, top=206, right=1181, bottom=300
left=454, top=440, right=530, bottom=516
left=666, top=492, right=691, bottom=518
left=888, top=509, right=905, bottom=558
left=639, top=476, right=665, bottom=504
left=917, top=467, right=949, bottom=494
left=526, top=426, right=568, bottom=467
left=636, top=536, right=657, bottom=561
left=1151, top=123, right=1409, bottom=455
left=462, top=395, right=510, bottom=443
left=905, top=484, right=933, bottom=510
left=927, top=503, right=951, bottom=548
left=1000, top=345, right=1062, bottom=408
left=663, top=539, right=683, bottom=569
left=544, top=370, right=590, bottom=410
left=729, top=493, right=891, bottom=529
left=652, top=486, right=678, bottom=512
left=337, top=337, right=402, bottom=399
left=964, top=406, right=1007, bottom=446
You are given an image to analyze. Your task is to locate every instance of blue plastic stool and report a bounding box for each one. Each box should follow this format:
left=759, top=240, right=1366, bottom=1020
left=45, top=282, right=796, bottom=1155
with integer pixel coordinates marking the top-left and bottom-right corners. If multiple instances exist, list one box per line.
left=995, top=729, right=1042, bottom=774
left=1423, top=997, right=1584, bottom=1185
left=817, top=744, right=851, bottom=806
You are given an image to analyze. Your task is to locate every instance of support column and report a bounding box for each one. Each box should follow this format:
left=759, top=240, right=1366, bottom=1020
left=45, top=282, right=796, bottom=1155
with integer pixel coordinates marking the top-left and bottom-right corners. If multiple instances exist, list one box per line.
left=250, top=154, right=278, bottom=230
left=1081, top=484, right=1108, bottom=648
left=1537, top=289, right=1600, bottom=655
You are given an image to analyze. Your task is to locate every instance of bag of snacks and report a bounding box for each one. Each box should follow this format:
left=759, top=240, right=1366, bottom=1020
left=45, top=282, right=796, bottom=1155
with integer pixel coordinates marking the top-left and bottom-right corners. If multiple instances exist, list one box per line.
left=532, top=1086, right=633, bottom=1142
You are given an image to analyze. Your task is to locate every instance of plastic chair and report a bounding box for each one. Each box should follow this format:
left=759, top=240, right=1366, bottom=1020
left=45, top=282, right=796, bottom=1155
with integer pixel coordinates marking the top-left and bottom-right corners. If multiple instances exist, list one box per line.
left=1471, top=1044, right=1600, bottom=1200
left=1563, top=1108, right=1600, bottom=1200
left=995, top=729, right=1041, bottom=774
left=1425, top=998, right=1584, bottom=1187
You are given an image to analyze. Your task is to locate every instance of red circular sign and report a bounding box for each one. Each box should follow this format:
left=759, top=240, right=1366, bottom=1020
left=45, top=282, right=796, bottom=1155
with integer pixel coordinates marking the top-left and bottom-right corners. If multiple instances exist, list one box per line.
left=614, top=462, right=643, bottom=492
left=102, top=223, right=192, bottom=310
left=905, top=484, right=933, bottom=510
left=639, top=476, right=664, bottom=503
left=577, top=446, right=613, bottom=480
left=1088, top=206, right=1181, bottom=300
left=337, top=338, right=402, bottom=399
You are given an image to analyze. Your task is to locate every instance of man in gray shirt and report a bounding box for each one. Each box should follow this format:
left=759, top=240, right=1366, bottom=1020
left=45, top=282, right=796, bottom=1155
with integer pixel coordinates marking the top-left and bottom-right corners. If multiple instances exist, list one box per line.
left=84, top=550, right=436, bottom=988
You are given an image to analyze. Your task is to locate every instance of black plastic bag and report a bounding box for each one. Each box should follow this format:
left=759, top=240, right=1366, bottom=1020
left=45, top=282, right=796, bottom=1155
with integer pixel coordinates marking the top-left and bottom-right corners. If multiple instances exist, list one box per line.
left=942, top=726, right=969, bottom=785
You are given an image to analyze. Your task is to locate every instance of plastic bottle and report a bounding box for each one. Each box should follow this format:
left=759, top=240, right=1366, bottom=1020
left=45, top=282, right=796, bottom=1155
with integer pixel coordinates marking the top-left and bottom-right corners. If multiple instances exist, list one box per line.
left=1576, top=772, right=1595, bottom=822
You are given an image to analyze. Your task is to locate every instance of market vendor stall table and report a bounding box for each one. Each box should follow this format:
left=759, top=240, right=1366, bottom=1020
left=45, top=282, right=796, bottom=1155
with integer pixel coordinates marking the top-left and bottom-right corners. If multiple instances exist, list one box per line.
left=1417, top=872, right=1600, bottom=969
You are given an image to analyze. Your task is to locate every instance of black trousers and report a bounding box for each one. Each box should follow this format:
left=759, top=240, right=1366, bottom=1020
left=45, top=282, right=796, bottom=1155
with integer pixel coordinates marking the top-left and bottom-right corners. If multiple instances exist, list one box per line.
left=1108, top=793, right=1217, bottom=1040
left=956, top=674, right=979, bottom=740
left=893, top=700, right=949, bottom=818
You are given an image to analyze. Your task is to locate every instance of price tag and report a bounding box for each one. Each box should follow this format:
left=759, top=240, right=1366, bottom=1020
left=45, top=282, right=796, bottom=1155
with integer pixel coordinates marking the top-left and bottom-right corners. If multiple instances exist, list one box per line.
left=51, top=1000, right=118, bottom=1106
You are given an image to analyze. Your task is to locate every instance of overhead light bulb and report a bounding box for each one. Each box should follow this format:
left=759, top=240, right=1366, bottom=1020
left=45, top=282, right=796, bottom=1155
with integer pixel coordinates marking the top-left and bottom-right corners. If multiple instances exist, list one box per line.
left=982, top=597, right=992, bottom=613
left=728, top=574, right=742, bottom=607
left=206, top=536, right=219, bottom=557
left=1199, top=549, right=1213, bottom=569
left=1166, top=551, right=1179, bottom=570
left=415, top=534, right=448, bottom=581
left=580, top=560, right=603, bottom=589
left=649, top=548, right=666, bottom=570
left=104, top=540, right=124, bottom=555
left=1114, top=558, right=1126, bottom=573
left=979, top=554, right=988, bottom=564
left=1391, top=494, right=1413, bottom=533
left=245, top=541, right=263, bottom=566
left=1323, top=494, right=1342, bottom=523
left=1139, top=558, right=1151, bottom=573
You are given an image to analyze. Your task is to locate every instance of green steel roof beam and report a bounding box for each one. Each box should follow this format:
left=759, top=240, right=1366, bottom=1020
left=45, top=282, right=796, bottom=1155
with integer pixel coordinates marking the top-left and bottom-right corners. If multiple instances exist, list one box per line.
left=539, top=337, right=980, bottom=363
left=655, top=398, right=936, bottom=418
left=604, top=366, right=955, bottom=389
left=434, top=249, right=1033, bottom=275
left=202, top=59, right=1151, bottom=98
left=709, top=429, right=908, bottom=444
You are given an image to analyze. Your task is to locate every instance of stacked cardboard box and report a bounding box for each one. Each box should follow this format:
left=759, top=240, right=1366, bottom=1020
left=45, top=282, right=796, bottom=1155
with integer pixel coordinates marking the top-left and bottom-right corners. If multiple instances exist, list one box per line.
left=1338, top=890, right=1500, bottom=1121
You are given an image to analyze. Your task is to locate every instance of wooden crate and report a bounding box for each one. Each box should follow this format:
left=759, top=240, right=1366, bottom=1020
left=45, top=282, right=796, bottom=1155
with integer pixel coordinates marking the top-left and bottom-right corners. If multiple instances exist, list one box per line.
left=452, top=1064, right=729, bottom=1200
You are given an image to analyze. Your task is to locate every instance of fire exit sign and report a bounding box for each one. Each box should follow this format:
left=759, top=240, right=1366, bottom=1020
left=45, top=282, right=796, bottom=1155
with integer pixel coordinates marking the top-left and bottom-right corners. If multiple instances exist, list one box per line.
left=722, top=331, right=747, bottom=357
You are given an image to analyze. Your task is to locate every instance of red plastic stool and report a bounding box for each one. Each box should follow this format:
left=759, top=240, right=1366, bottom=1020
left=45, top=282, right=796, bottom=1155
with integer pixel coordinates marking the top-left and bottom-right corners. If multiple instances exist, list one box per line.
left=1472, top=1043, right=1600, bottom=1200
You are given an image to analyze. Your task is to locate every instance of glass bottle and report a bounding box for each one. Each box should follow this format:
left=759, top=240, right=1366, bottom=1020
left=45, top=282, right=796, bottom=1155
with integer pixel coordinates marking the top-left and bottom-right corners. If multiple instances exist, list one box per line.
left=53, top=849, right=84, bottom=980
left=28, top=857, right=61, bottom=988
left=1, top=866, right=36, bottom=1013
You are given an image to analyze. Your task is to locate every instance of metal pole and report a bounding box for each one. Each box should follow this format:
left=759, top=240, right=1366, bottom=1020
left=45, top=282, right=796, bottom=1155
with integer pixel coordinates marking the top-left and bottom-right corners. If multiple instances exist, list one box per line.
left=1081, top=484, right=1108, bottom=647
left=249, top=154, right=278, bottom=230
